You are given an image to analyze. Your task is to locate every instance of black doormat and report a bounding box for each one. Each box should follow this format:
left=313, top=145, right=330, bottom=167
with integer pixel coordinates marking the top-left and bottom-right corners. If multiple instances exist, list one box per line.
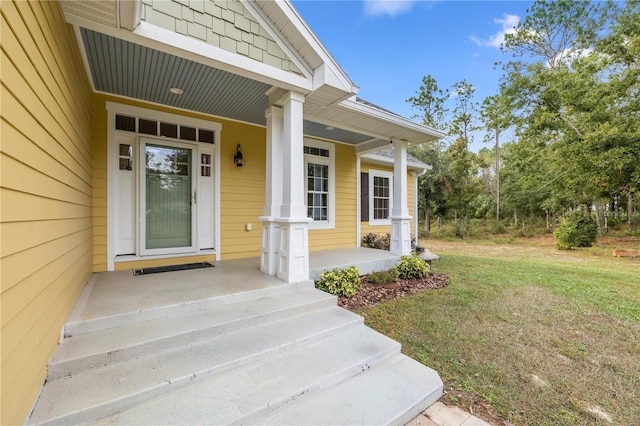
left=133, top=262, right=215, bottom=276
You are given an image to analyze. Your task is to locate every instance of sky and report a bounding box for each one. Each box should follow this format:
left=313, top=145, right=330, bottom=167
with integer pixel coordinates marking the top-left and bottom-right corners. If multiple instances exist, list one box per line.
left=290, top=0, right=534, bottom=152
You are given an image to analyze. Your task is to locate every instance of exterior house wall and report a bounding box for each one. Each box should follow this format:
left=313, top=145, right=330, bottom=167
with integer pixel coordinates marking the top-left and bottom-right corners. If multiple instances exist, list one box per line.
left=0, top=1, right=93, bottom=424
left=359, top=163, right=416, bottom=242
left=90, top=94, right=269, bottom=268
left=309, top=142, right=358, bottom=251
left=218, top=120, right=267, bottom=260
left=141, top=0, right=302, bottom=75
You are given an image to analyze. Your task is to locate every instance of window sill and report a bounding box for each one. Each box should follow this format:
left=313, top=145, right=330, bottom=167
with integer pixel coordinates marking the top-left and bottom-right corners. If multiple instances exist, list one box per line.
left=368, top=220, right=391, bottom=226
left=309, top=221, right=334, bottom=230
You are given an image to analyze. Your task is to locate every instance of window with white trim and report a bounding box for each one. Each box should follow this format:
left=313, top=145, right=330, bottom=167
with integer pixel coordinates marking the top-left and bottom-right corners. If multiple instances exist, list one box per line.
left=304, top=139, right=335, bottom=229
left=369, top=170, right=393, bottom=225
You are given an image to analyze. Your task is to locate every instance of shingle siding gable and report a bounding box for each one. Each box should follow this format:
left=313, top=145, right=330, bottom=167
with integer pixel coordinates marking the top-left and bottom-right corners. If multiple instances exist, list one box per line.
left=141, top=0, right=303, bottom=75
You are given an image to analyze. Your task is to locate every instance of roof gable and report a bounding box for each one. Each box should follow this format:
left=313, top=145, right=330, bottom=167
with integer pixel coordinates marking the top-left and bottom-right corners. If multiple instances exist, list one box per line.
left=61, top=0, right=355, bottom=97
left=140, top=0, right=305, bottom=77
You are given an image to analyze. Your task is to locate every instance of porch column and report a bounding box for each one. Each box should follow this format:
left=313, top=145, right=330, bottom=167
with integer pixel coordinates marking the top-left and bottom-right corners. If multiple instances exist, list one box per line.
left=276, top=91, right=311, bottom=283
left=390, top=141, right=412, bottom=255
left=259, top=105, right=284, bottom=275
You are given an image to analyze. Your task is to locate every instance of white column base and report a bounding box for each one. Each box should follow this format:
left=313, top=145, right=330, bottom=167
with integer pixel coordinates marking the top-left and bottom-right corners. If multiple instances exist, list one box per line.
left=276, top=218, right=311, bottom=283
left=259, top=218, right=280, bottom=275
left=390, top=216, right=412, bottom=256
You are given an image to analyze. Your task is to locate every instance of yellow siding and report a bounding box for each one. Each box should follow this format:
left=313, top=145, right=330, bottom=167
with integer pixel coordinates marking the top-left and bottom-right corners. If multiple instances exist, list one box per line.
left=360, top=163, right=416, bottom=243
left=309, top=143, right=357, bottom=251
left=219, top=120, right=266, bottom=259
left=0, top=1, right=93, bottom=424
left=91, top=95, right=108, bottom=271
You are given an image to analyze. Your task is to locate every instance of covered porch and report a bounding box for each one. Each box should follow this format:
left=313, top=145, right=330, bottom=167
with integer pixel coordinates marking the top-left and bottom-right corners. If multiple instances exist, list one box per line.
left=27, top=249, right=443, bottom=425
left=67, top=247, right=404, bottom=330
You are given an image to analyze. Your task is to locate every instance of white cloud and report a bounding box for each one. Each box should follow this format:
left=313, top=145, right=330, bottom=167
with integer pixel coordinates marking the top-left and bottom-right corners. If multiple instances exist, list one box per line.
left=363, top=0, right=416, bottom=18
left=470, top=13, right=519, bottom=48
left=549, top=48, right=594, bottom=68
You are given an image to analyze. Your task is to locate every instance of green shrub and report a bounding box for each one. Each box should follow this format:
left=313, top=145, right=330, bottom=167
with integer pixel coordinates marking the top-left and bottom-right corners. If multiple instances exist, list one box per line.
left=315, top=266, right=361, bottom=297
left=368, top=270, right=396, bottom=285
left=554, top=211, right=598, bottom=250
left=393, top=255, right=430, bottom=280
left=361, top=233, right=390, bottom=251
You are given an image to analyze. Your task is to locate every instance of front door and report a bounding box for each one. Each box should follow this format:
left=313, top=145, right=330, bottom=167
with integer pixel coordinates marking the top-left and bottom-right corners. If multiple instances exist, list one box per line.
left=140, top=138, right=197, bottom=255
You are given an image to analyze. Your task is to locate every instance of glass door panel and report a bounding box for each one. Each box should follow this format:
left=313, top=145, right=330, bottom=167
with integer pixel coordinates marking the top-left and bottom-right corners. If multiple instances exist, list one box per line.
left=140, top=140, right=196, bottom=255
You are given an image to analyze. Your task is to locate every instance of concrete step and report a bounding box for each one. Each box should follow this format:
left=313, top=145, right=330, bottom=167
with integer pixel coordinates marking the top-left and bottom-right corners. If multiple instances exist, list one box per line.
left=262, top=354, right=443, bottom=426
left=64, top=279, right=314, bottom=336
left=83, top=325, right=402, bottom=425
left=27, top=307, right=362, bottom=425
left=48, top=287, right=336, bottom=380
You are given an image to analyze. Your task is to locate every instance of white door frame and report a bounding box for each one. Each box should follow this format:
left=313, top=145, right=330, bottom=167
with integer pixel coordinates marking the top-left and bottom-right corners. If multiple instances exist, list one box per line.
left=106, top=101, right=222, bottom=271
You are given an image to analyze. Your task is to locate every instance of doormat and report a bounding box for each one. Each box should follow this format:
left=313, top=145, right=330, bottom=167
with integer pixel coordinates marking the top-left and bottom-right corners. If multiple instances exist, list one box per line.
left=133, top=262, right=214, bottom=276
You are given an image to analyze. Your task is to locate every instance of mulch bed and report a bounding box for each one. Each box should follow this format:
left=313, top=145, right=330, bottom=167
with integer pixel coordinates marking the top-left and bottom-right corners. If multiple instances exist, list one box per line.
left=336, top=272, right=450, bottom=311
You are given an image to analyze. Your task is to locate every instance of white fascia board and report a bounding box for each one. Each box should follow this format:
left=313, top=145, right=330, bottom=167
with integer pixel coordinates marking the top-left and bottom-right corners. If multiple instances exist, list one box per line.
left=72, top=24, right=97, bottom=92
left=355, top=139, right=394, bottom=155
left=301, top=114, right=381, bottom=145
left=339, top=98, right=447, bottom=141
left=118, top=0, right=141, bottom=31
left=312, top=63, right=359, bottom=99
left=361, top=153, right=433, bottom=172
left=274, top=0, right=357, bottom=94
left=240, top=0, right=313, bottom=79
left=64, top=14, right=313, bottom=94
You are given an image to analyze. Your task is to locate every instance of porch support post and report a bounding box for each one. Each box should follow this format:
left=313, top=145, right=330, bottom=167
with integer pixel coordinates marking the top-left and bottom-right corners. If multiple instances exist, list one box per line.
left=390, top=141, right=412, bottom=256
left=276, top=91, right=311, bottom=283
left=259, top=105, right=284, bottom=275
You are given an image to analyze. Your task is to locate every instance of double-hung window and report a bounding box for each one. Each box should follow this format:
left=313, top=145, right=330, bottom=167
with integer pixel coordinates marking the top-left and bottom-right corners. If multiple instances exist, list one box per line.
left=369, top=170, right=393, bottom=225
left=304, top=139, right=335, bottom=229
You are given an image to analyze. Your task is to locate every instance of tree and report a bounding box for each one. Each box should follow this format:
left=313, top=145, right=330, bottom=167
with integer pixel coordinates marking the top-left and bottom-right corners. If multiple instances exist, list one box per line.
left=498, top=0, right=640, bottom=228
left=408, top=141, right=451, bottom=236
left=408, top=77, right=481, bottom=235
left=502, top=0, right=605, bottom=69
left=480, top=93, right=514, bottom=224
left=595, top=0, right=640, bottom=227
left=446, top=81, right=480, bottom=232
left=406, top=75, right=447, bottom=128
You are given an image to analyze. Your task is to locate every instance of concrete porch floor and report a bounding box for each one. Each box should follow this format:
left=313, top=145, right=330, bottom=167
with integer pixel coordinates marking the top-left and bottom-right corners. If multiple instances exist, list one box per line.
left=70, top=247, right=400, bottom=327
left=310, top=246, right=401, bottom=280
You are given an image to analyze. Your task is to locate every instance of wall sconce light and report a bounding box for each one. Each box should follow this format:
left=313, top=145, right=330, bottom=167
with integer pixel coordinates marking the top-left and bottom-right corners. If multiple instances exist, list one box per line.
left=233, top=144, right=245, bottom=167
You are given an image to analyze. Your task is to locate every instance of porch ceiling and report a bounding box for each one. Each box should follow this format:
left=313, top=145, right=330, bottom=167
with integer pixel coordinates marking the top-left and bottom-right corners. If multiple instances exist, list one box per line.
left=82, top=28, right=376, bottom=145
left=80, top=28, right=443, bottom=146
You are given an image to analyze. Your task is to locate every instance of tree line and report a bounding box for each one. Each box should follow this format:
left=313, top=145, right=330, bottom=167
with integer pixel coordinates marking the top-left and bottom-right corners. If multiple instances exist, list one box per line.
left=408, top=0, right=639, bottom=237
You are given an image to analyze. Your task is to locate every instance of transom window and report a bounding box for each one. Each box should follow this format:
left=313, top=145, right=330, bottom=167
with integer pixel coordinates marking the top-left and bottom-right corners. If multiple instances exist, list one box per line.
left=115, top=114, right=214, bottom=143
left=304, top=139, right=335, bottom=229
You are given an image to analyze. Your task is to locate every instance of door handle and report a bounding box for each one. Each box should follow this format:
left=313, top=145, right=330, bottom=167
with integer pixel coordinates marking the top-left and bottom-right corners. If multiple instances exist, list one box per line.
left=193, top=189, right=197, bottom=204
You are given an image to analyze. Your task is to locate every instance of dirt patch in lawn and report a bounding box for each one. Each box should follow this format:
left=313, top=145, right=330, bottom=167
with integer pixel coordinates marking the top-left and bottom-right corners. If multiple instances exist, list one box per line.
left=336, top=272, right=450, bottom=311
left=441, top=380, right=513, bottom=426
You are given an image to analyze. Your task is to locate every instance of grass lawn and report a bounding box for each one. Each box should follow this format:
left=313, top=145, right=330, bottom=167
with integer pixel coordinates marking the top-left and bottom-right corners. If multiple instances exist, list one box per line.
left=358, top=235, right=640, bottom=425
